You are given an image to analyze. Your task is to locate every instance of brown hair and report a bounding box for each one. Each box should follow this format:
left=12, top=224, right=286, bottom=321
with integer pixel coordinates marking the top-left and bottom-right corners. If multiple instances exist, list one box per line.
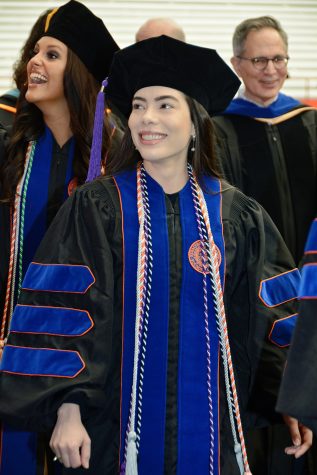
left=13, top=9, right=52, bottom=91
left=1, top=49, right=112, bottom=202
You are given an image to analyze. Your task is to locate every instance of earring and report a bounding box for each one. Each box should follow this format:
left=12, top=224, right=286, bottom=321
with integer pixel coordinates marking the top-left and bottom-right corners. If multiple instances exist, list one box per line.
left=191, top=135, right=196, bottom=152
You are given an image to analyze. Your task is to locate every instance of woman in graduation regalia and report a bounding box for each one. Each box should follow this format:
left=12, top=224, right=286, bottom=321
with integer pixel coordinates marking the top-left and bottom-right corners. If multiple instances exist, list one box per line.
left=0, top=36, right=312, bottom=474
left=0, top=1, right=119, bottom=474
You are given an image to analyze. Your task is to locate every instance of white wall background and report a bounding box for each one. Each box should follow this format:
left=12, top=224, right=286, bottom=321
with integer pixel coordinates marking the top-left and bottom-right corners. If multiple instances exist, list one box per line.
left=0, top=0, right=316, bottom=99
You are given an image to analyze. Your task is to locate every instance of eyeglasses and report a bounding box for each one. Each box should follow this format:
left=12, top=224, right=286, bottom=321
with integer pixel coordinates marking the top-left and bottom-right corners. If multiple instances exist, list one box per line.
left=236, top=55, right=289, bottom=71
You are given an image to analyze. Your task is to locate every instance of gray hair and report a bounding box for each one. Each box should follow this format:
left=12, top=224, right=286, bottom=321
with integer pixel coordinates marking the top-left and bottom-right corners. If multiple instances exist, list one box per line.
left=232, top=16, right=288, bottom=56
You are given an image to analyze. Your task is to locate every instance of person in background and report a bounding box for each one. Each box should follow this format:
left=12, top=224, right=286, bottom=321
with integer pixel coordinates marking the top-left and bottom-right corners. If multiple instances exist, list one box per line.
left=214, top=15, right=317, bottom=267
left=0, top=1, right=120, bottom=474
left=213, top=15, right=317, bottom=475
left=0, top=35, right=311, bottom=474
left=0, top=88, right=18, bottom=127
left=135, top=17, right=186, bottom=42
left=277, top=217, right=317, bottom=435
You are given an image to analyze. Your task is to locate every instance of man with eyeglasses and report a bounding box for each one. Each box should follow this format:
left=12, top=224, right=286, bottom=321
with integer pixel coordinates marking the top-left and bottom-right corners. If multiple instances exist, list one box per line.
left=214, top=14, right=317, bottom=475
left=214, top=15, right=317, bottom=267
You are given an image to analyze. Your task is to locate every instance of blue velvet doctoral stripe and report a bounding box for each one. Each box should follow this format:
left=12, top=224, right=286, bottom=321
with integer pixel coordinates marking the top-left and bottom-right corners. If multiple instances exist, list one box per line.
left=0, top=345, right=84, bottom=377
left=22, top=128, right=53, bottom=278
left=115, top=171, right=169, bottom=475
left=260, top=269, right=300, bottom=307
left=0, top=427, right=62, bottom=475
left=21, top=128, right=74, bottom=278
left=22, top=262, right=95, bottom=293
left=1, top=424, right=38, bottom=475
left=10, top=304, right=93, bottom=336
left=223, top=93, right=301, bottom=118
left=115, top=171, right=223, bottom=475
left=113, top=172, right=139, bottom=467
left=269, top=314, right=298, bottom=347
left=304, top=219, right=317, bottom=253
left=177, top=177, right=222, bottom=475
left=299, top=264, right=317, bottom=299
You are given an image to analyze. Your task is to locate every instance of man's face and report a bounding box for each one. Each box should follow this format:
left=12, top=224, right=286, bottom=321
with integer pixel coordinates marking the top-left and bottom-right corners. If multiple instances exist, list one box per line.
left=231, top=27, right=288, bottom=106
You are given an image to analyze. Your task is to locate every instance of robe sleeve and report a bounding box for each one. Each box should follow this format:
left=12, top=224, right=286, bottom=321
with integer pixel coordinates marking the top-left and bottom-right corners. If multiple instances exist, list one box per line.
left=0, top=178, right=123, bottom=432
left=276, top=218, right=317, bottom=434
left=222, top=186, right=299, bottom=428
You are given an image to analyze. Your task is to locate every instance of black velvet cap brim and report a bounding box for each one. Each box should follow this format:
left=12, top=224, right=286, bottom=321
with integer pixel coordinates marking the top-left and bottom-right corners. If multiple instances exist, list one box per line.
left=106, top=35, right=240, bottom=117
left=43, top=0, right=119, bottom=83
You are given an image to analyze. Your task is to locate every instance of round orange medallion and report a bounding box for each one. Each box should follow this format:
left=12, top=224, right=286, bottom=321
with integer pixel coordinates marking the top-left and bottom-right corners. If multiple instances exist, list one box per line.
left=188, top=239, right=221, bottom=274
left=68, top=177, right=78, bottom=196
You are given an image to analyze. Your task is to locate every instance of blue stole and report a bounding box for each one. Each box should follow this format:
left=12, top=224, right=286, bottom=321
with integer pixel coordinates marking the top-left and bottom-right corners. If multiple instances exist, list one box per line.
left=1, top=127, right=74, bottom=475
left=22, top=127, right=74, bottom=276
left=114, top=169, right=225, bottom=475
left=223, top=92, right=301, bottom=118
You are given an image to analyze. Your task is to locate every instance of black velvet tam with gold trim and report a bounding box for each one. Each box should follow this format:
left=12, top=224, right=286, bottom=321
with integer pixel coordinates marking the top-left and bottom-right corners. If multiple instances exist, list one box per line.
left=43, top=0, right=119, bottom=82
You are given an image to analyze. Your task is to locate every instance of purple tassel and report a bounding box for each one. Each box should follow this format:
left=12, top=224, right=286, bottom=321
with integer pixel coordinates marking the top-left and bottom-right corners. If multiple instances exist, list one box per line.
left=120, top=462, right=126, bottom=474
left=86, top=78, right=108, bottom=182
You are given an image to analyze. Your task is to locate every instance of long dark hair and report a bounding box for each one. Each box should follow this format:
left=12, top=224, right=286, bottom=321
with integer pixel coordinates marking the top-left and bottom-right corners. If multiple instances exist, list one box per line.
left=106, top=95, right=221, bottom=182
left=13, top=9, right=52, bottom=92
left=1, top=49, right=112, bottom=202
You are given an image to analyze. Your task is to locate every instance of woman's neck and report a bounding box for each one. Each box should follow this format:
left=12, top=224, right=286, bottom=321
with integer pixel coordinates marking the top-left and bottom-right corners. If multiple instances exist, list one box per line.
left=143, top=159, right=188, bottom=194
left=42, top=104, right=72, bottom=147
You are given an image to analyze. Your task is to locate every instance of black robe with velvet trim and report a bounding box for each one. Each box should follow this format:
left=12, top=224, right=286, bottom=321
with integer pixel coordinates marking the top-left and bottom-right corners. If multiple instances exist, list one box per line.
left=277, top=224, right=317, bottom=435
left=0, top=177, right=297, bottom=474
left=213, top=107, right=317, bottom=265
left=0, top=129, right=75, bottom=327
left=214, top=105, right=317, bottom=475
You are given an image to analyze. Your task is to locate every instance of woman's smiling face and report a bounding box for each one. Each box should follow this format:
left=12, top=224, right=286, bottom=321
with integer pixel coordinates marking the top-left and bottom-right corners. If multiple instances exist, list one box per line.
left=128, top=85, right=194, bottom=169
left=26, top=36, right=68, bottom=110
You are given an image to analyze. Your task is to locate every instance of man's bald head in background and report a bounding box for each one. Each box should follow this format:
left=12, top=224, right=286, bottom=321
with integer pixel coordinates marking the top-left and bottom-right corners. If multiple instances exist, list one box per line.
left=135, top=17, right=186, bottom=42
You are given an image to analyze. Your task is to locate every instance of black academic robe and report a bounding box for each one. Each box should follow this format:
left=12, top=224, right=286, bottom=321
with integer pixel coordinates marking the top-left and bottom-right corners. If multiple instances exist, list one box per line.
left=0, top=129, right=76, bottom=475
left=0, top=175, right=298, bottom=474
left=0, top=130, right=75, bottom=326
left=214, top=106, right=317, bottom=265
left=277, top=217, right=317, bottom=434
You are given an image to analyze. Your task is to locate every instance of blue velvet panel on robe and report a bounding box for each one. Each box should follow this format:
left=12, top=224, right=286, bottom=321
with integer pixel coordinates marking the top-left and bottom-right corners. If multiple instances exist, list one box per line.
left=259, top=269, right=300, bottom=307
left=115, top=170, right=224, bottom=475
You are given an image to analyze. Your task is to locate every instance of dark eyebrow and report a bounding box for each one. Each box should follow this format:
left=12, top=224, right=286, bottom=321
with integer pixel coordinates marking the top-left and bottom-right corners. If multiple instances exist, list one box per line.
left=47, top=44, right=63, bottom=49
left=132, top=95, right=179, bottom=102
left=35, top=41, right=64, bottom=51
left=155, top=95, right=179, bottom=102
